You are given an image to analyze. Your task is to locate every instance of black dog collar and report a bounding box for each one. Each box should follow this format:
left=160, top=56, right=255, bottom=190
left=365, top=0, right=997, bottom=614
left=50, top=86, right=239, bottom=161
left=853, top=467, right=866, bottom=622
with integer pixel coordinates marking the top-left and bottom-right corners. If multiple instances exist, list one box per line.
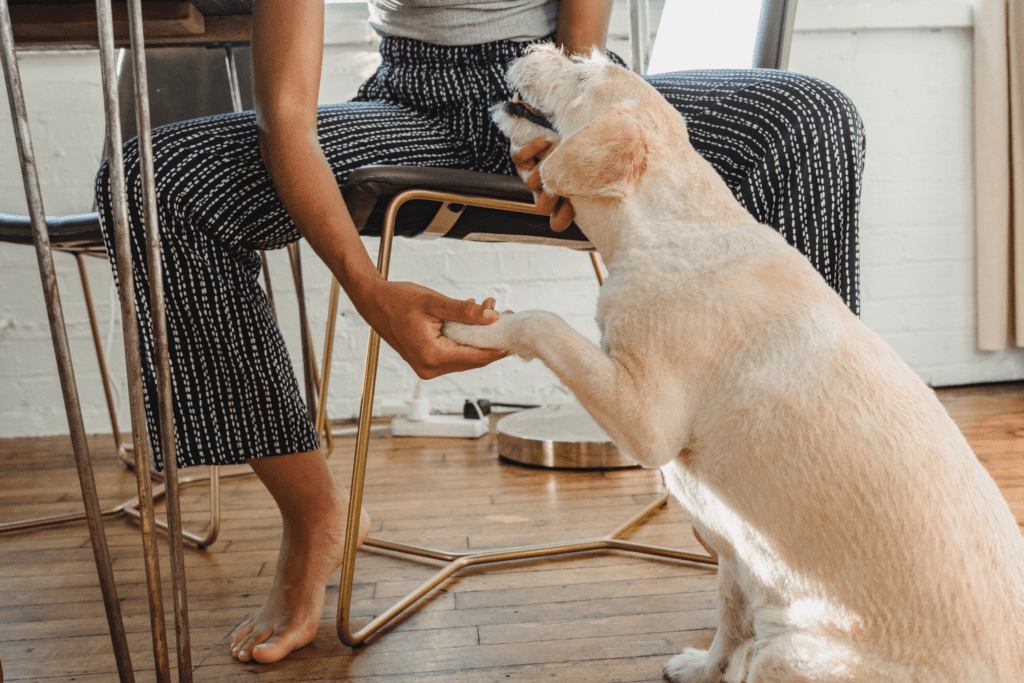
left=502, top=100, right=555, bottom=131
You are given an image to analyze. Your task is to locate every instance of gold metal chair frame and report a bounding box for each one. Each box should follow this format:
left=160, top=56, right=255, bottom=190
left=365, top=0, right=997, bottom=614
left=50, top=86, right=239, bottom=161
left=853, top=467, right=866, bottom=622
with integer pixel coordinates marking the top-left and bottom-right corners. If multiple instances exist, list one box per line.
left=314, top=188, right=718, bottom=647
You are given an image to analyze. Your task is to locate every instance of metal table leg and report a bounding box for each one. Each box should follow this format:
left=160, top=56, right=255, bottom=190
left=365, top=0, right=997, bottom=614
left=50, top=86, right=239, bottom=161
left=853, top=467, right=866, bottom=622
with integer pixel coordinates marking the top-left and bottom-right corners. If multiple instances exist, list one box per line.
left=0, top=1, right=134, bottom=680
left=119, top=0, right=193, bottom=679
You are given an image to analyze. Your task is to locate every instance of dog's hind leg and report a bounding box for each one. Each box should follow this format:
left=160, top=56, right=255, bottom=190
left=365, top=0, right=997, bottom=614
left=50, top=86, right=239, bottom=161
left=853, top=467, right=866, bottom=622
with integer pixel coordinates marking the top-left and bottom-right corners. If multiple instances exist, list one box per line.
left=745, top=633, right=913, bottom=683
left=665, top=559, right=753, bottom=683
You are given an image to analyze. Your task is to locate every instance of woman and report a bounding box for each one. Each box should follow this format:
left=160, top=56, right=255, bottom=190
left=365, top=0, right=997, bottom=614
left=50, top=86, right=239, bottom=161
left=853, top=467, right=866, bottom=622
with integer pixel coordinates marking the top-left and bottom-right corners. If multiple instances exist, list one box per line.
left=96, top=0, right=864, bottom=665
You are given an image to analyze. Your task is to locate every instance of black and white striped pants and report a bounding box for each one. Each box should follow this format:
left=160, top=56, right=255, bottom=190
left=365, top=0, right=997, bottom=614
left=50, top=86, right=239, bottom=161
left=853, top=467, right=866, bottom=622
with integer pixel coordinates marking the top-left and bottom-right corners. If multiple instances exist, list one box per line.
left=96, top=35, right=866, bottom=470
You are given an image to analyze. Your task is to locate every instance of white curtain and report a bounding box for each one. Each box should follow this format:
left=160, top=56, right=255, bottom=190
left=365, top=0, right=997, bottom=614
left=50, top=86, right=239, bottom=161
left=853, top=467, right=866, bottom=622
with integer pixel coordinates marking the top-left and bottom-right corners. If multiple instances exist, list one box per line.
left=975, top=0, right=1024, bottom=350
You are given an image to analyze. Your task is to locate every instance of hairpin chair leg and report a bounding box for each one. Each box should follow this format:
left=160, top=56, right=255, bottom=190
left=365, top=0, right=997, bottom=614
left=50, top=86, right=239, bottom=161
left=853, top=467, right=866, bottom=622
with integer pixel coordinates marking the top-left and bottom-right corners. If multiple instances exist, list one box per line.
left=334, top=190, right=717, bottom=647
left=0, top=4, right=135, bottom=680
left=288, top=242, right=336, bottom=456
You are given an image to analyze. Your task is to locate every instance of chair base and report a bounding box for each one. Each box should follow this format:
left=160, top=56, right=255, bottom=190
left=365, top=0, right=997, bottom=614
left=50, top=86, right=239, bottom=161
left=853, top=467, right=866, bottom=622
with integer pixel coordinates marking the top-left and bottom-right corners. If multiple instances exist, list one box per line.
left=340, top=489, right=717, bottom=647
left=0, top=461, right=254, bottom=549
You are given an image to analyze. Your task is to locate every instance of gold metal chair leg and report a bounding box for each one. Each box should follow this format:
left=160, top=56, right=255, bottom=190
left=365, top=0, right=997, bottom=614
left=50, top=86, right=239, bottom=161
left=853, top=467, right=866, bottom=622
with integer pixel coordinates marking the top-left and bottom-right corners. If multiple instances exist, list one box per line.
left=315, top=277, right=342, bottom=450
left=335, top=190, right=717, bottom=647
left=121, top=466, right=255, bottom=549
left=589, top=251, right=608, bottom=285
left=76, top=253, right=132, bottom=462
left=289, top=243, right=335, bottom=458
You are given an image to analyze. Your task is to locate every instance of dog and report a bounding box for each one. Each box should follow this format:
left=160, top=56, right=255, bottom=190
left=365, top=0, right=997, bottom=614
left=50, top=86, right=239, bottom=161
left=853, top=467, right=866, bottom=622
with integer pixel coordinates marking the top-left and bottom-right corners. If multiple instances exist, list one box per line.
left=443, top=46, right=1024, bottom=682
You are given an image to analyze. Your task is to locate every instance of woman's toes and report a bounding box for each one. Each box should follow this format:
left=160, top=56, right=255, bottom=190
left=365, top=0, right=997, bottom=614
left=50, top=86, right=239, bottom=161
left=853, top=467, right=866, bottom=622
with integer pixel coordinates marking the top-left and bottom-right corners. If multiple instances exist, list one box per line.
left=231, top=625, right=273, bottom=662
left=251, top=636, right=288, bottom=664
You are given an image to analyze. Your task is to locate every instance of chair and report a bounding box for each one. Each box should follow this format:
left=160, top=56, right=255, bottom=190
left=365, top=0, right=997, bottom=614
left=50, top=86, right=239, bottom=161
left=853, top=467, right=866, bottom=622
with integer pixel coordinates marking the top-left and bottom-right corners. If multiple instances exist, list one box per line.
left=324, top=0, right=799, bottom=647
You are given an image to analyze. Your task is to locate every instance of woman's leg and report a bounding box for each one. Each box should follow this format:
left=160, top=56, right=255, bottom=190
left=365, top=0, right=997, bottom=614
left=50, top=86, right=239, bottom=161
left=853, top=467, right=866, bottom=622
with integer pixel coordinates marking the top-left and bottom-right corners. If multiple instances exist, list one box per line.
left=646, top=69, right=866, bottom=315
left=95, top=99, right=471, bottom=663
left=96, top=112, right=322, bottom=471
left=228, top=450, right=371, bottom=663
left=95, top=101, right=471, bottom=471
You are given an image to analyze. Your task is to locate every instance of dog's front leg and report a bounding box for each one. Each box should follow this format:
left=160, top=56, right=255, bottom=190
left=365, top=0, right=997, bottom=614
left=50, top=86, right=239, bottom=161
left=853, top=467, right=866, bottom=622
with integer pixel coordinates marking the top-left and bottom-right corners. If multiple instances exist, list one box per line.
left=443, top=311, right=685, bottom=468
left=665, top=558, right=752, bottom=683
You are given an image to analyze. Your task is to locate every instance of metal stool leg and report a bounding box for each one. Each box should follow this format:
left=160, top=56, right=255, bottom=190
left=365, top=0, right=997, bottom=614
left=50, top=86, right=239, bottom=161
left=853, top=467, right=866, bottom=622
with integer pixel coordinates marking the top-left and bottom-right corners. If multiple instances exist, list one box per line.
left=2, top=48, right=252, bottom=552
left=0, top=2, right=134, bottom=680
left=333, top=190, right=717, bottom=647
left=75, top=252, right=133, bottom=462
left=121, top=0, right=192, bottom=677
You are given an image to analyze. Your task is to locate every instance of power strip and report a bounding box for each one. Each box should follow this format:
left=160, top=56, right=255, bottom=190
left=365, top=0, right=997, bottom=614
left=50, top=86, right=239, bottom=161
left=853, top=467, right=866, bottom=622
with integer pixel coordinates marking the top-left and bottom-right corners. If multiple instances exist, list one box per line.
left=391, top=415, right=489, bottom=439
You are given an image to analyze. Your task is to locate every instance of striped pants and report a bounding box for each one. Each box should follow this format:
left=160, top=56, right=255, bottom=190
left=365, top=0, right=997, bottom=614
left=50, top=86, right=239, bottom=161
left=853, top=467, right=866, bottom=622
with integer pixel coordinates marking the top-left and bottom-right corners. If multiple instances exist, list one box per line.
left=96, top=35, right=866, bottom=470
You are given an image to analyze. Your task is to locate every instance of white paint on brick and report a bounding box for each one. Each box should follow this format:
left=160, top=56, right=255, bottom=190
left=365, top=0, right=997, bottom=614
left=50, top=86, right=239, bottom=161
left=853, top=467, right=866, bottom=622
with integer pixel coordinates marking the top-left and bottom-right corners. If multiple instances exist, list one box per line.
left=1, top=0, right=1021, bottom=438
left=788, top=9, right=1024, bottom=388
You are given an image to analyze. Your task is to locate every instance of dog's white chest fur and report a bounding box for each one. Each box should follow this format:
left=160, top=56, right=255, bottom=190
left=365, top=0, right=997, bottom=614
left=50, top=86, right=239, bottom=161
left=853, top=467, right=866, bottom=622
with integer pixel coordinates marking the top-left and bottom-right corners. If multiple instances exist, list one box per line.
left=444, top=46, right=1024, bottom=682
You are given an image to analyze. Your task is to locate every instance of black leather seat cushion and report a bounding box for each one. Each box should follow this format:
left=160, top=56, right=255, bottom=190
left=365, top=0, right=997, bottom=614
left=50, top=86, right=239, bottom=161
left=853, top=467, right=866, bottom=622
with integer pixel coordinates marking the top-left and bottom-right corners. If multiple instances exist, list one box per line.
left=342, top=166, right=589, bottom=244
left=1, top=166, right=587, bottom=250
left=0, top=210, right=104, bottom=249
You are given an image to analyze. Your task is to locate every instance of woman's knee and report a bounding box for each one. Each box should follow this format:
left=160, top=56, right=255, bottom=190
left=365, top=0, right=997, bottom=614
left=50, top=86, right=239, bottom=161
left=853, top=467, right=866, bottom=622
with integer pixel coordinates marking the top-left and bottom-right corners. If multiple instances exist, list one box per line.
left=759, top=71, right=865, bottom=155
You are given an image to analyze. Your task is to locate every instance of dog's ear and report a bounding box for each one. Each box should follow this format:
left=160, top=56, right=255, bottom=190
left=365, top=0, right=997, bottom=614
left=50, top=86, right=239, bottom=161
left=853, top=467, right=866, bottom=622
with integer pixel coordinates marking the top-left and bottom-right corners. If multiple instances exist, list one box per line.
left=540, top=110, right=648, bottom=198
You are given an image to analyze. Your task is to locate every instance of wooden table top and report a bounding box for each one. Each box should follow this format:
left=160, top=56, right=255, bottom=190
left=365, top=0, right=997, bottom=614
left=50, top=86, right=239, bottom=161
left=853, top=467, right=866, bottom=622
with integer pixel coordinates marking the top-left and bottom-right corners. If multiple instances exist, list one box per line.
left=8, top=0, right=256, bottom=49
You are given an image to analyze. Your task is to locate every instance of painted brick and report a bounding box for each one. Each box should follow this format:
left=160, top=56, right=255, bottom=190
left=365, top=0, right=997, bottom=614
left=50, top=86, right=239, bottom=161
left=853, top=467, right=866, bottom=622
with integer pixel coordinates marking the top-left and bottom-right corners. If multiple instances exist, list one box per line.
left=862, top=261, right=970, bottom=302
left=3, top=5, right=1024, bottom=439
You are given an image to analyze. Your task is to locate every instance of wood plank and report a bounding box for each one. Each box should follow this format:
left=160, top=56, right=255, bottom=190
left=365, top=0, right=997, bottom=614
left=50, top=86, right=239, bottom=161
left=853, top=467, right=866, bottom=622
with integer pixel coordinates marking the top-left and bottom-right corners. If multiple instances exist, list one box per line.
left=10, top=2, right=204, bottom=39
left=10, top=12, right=251, bottom=50
left=0, top=382, right=1021, bottom=681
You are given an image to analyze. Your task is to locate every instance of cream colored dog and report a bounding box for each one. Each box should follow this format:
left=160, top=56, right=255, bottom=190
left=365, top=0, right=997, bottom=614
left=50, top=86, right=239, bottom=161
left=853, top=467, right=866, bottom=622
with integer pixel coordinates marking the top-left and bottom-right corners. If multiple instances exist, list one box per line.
left=443, top=46, right=1024, bottom=682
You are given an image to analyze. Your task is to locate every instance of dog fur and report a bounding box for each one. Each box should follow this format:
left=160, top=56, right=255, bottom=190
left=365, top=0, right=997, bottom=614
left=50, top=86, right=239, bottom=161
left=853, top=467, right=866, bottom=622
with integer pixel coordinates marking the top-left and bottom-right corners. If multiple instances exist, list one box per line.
left=443, top=46, right=1024, bottom=682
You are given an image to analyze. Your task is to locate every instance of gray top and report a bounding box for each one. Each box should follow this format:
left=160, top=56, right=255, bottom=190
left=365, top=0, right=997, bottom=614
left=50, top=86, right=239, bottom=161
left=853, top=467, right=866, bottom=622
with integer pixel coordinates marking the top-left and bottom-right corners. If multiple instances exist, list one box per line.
left=367, top=0, right=559, bottom=45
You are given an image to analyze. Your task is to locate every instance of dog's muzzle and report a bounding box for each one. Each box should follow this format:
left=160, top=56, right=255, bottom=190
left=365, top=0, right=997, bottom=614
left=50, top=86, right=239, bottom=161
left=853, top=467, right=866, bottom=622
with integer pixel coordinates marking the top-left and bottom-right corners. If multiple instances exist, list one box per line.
left=501, top=93, right=554, bottom=131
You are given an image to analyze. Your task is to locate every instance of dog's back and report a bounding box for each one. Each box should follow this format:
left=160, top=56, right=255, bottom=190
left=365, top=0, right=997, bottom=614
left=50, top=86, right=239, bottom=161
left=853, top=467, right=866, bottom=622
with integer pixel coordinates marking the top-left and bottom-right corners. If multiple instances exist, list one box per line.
left=647, top=226, right=1024, bottom=679
left=454, top=46, right=1024, bottom=681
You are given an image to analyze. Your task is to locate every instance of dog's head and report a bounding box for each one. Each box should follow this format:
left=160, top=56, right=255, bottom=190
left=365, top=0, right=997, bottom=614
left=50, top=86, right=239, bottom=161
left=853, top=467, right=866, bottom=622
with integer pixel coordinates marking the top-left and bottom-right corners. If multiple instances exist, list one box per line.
left=493, top=44, right=686, bottom=199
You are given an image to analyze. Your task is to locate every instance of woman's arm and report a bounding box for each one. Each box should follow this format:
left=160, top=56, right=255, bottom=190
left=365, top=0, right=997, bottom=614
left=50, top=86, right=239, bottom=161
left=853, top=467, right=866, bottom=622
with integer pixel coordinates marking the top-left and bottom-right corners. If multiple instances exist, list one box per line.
left=556, top=0, right=614, bottom=55
left=250, top=0, right=503, bottom=378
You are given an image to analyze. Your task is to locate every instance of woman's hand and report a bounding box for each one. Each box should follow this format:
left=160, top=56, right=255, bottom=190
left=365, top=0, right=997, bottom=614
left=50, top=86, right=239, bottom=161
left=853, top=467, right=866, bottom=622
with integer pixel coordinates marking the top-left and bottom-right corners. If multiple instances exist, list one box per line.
left=354, top=279, right=506, bottom=379
left=513, top=137, right=576, bottom=232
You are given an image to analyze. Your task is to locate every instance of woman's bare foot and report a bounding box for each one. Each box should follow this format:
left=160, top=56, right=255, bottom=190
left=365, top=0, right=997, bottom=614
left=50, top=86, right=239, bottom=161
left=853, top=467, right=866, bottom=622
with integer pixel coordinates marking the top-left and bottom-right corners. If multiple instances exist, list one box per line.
left=229, top=451, right=371, bottom=664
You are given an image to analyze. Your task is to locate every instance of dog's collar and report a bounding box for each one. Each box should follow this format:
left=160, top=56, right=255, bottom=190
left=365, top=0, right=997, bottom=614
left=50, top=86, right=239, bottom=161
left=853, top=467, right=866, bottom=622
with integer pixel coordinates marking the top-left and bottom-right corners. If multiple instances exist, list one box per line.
left=502, top=99, right=555, bottom=131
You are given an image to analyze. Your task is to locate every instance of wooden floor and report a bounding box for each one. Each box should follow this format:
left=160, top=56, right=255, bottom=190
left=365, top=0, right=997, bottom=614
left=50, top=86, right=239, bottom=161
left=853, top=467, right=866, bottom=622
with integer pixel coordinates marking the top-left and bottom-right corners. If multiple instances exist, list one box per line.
left=1, top=382, right=1022, bottom=682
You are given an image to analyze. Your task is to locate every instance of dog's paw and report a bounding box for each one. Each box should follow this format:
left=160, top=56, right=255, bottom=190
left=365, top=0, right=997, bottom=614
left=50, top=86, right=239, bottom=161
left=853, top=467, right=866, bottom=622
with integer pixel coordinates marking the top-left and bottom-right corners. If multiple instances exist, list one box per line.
left=443, top=311, right=553, bottom=361
left=442, top=318, right=507, bottom=351
left=664, top=648, right=720, bottom=683
left=442, top=313, right=531, bottom=359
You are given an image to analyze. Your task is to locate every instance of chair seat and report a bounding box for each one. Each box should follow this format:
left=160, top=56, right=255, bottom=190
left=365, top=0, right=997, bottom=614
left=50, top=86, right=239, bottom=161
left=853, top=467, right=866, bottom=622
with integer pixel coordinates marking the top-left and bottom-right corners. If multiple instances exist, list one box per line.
left=2, top=166, right=590, bottom=251
left=342, top=166, right=592, bottom=248
left=0, top=209, right=104, bottom=249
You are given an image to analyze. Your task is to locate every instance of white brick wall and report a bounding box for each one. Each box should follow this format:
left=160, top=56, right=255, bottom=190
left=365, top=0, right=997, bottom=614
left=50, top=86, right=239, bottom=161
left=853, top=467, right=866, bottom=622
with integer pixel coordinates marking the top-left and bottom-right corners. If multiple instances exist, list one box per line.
left=2, top=0, right=1022, bottom=438
left=788, top=1, right=1024, bottom=386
